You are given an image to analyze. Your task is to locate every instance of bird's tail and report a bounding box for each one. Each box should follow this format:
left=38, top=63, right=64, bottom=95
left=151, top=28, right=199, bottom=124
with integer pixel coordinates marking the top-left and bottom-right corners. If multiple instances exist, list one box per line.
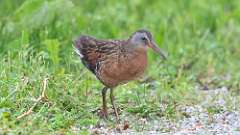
left=73, top=36, right=85, bottom=58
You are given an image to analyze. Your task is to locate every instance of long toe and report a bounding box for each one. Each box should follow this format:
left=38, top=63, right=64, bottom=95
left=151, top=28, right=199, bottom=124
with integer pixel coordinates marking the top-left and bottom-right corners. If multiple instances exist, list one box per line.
left=98, top=109, right=108, bottom=119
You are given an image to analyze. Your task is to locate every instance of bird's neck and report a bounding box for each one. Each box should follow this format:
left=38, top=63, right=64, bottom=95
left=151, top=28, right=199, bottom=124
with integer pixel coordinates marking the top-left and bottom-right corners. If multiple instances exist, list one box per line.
left=123, top=42, right=147, bottom=54
left=120, top=44, right=147, bottom=60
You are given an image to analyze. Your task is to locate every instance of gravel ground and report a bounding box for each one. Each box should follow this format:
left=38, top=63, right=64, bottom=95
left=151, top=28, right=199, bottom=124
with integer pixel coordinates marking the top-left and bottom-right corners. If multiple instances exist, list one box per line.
left=87, top=87, right=240, bottom=135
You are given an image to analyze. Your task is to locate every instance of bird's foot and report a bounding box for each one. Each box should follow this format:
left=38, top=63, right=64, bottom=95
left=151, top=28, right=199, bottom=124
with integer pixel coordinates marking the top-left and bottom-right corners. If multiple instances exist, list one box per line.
left=110, top=107, right=122, bottom=123
left=110, top=107, right=121, bottom=115
left=98, top=109, right=108, bottom=119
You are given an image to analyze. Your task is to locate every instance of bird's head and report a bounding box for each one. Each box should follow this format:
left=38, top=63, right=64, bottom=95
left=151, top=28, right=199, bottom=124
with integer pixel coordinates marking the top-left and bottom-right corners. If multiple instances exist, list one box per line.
left=129, top=29, right=166, bottom=60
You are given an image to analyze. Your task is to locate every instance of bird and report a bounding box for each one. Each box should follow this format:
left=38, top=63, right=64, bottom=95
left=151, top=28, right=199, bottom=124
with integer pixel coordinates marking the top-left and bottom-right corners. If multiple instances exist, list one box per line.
left=74, top=29, right=166, bottom=122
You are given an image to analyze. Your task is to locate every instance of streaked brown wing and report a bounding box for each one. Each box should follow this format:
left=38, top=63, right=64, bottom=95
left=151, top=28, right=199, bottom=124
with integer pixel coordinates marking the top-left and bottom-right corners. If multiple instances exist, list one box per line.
left=74, top=35, right=121, bottom=75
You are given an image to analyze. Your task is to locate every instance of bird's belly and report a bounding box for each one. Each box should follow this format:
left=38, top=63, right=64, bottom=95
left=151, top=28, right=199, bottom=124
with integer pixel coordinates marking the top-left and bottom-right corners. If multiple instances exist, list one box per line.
left=98, top=52, right=147, bottom=87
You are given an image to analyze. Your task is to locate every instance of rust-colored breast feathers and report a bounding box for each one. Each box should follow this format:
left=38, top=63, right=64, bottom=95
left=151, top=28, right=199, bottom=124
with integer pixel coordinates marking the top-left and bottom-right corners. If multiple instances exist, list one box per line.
left=97, top=48, right=148, bottom=87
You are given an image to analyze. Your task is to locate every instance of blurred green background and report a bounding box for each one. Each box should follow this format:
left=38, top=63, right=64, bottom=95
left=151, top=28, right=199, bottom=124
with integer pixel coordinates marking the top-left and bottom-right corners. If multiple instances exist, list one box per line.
left=0, top=0, right=240, bottom=134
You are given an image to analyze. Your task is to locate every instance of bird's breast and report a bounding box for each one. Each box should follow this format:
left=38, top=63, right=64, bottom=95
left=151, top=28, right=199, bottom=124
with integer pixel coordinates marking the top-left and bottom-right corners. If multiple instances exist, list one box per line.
left=119, top=49, right=147, bottom=77
left=97, top=49, right=148, bottom=87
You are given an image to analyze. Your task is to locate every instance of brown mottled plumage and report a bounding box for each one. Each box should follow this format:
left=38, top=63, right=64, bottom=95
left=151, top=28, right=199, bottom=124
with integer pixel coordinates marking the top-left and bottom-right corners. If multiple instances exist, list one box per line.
left=74, top=29, right=166, bottom=122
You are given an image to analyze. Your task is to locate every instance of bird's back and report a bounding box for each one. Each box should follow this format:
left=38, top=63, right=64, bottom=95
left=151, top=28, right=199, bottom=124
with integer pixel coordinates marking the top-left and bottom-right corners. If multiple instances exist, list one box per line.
left=74, top=35, right=121, bottom=74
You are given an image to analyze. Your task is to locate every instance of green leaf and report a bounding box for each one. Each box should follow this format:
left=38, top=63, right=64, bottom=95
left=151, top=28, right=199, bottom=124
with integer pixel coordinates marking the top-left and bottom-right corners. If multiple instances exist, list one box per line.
left=21, top=30, right=29, bottom=47
left=44, top=39, right=60, bottom=66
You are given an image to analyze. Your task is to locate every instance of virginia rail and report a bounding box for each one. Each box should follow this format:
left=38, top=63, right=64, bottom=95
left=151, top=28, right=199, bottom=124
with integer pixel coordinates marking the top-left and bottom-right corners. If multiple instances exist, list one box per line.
left=74, top=29, right=166, bottom=122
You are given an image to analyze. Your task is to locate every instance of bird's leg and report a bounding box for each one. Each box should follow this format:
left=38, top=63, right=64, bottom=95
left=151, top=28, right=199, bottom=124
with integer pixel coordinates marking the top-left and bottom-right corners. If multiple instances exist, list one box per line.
left=100, top=87, right=108, bottom=119
left=110, top=89, right=120, bottom=122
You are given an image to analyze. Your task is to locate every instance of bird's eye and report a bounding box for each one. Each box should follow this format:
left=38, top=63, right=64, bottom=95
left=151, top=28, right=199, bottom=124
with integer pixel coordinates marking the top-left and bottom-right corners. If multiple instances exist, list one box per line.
left=141, top=37, right=147, bottom=41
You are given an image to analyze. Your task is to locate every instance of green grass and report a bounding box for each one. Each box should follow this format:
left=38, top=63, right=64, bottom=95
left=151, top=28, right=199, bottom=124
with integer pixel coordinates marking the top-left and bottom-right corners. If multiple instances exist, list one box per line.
left=0, top=0, right=240, bottom=134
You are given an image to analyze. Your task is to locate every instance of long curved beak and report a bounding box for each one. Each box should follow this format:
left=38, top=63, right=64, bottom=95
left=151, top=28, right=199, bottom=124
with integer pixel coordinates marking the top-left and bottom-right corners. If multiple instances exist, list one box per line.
left=148, top=41, right=167, bottom=60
